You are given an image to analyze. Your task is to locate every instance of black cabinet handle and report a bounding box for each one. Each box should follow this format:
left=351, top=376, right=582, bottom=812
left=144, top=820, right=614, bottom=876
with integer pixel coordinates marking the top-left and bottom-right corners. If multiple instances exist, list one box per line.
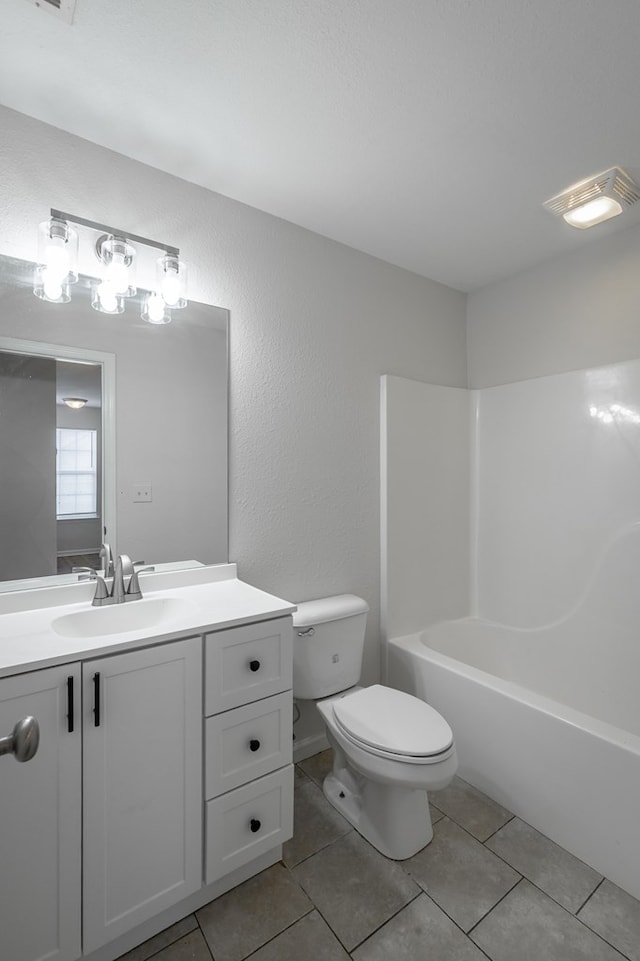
left=66, top=676, right=74, bottom=733
left=249, top=659, right=261, bottom=673
left=250, top=818, right=261, bottom=833
left=249, top=738, right=261, bottom=752
left=93, top=672, right=101, bottom=727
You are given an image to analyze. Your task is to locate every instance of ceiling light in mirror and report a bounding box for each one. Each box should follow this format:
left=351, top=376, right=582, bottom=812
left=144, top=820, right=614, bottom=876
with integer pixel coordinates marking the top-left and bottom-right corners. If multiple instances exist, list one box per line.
left=62, top=397, right=88, bottom=409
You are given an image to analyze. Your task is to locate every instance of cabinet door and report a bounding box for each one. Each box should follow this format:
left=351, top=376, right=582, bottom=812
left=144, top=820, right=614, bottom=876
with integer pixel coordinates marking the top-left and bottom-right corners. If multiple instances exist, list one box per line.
left=82, top=637, right=202, bottom=954
left=0, top=665, right=82, bottom=961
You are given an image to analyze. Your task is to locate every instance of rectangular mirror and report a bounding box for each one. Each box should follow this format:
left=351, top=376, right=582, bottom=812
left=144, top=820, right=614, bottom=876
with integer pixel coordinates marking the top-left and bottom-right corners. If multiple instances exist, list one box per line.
left=0, top=255, right=228, bottom=592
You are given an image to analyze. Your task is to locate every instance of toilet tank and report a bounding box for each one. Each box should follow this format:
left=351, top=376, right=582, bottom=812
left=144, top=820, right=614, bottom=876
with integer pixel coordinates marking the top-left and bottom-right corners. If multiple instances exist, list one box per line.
left=292, top=594, right=369, bottom=699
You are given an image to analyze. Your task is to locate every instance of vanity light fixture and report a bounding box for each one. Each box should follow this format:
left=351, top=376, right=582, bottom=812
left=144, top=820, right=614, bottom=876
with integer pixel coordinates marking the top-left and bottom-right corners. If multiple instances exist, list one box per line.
left=543, top=167, right=640, bottom=229
left=62, top=397, right=88, bottom=410
left=33, top=217, right=79, bottom=303
left=33, top=209, right=188, bottom=322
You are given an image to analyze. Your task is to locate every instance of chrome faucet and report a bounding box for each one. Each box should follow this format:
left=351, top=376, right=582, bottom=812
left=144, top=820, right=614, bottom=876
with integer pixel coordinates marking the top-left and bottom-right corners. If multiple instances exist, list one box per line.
left=112, top=554, right=133, bottom=604
left=92, top=554, right=155, bottom=606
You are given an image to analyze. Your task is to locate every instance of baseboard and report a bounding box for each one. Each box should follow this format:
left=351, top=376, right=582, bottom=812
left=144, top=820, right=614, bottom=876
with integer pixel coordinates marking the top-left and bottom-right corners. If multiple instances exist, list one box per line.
left=293, top=731, right=330, bottom=763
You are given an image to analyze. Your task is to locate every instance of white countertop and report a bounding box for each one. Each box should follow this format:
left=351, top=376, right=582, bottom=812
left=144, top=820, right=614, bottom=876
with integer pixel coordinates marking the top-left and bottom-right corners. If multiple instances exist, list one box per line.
left=0, top=563, right=296, bottom=678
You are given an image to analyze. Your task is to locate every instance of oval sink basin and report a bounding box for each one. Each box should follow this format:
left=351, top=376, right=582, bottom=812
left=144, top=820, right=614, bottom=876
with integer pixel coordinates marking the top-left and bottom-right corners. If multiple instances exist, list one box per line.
left=52, top=597, right=193, bottom=638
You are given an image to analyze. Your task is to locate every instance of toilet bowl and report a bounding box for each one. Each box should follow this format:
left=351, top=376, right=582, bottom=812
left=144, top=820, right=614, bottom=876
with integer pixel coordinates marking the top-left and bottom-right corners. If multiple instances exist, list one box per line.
left=292, top=595, right=457, bottom=859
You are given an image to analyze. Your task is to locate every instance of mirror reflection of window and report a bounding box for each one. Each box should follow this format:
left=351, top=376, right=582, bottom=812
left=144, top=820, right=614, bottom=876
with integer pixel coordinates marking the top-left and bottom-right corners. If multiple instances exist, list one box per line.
left=56, top=428, right=98, bottom=518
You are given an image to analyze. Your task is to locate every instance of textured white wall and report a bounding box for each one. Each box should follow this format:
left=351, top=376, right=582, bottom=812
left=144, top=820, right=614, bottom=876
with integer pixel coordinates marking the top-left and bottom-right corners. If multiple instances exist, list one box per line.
left=467, top=220, right=640, bottom=388
left=0, top=105, right=467, bottom=740
left=381, top=376, right=470, bottom=645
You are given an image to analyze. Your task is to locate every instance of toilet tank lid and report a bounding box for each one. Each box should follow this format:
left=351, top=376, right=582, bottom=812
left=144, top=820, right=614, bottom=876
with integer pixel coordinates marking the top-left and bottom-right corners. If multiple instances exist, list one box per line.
left=292, top=594, right=369, bottom=628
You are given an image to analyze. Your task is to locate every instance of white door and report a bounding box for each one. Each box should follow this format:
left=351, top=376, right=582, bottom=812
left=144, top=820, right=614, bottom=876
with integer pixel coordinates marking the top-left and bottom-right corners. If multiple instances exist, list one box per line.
left=82, top=637, right=202, bottom=953
left=0, top=664, right=82, bottom=961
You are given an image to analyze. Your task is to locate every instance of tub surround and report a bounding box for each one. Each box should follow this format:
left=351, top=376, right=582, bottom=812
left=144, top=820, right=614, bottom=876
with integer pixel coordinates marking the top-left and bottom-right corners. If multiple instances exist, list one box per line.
left=383, top=358, right=640, bottom=902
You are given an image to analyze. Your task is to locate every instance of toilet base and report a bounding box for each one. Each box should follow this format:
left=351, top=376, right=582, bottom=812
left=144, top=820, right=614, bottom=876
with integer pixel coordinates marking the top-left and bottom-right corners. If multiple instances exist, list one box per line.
left=323, top=738, right=435, bottom=860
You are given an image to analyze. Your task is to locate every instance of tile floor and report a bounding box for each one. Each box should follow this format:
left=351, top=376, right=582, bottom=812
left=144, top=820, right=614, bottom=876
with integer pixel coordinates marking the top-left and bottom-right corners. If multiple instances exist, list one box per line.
left=117, top=751, right=640, bottom=961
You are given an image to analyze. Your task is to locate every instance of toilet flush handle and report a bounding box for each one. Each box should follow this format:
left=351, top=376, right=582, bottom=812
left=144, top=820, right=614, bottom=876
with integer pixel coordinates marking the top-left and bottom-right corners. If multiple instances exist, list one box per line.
left=297, top=627, right=315, bottom=637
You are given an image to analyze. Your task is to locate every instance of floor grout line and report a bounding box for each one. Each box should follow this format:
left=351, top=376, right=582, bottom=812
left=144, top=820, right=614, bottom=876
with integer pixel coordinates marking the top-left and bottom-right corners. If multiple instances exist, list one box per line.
left=344, top=888, right=424, bottom=954
left=479, top=813, right=516, bottom=844
left=466, top=876, right=525, bottom=937
left=574, top=874, right=605, bottom=915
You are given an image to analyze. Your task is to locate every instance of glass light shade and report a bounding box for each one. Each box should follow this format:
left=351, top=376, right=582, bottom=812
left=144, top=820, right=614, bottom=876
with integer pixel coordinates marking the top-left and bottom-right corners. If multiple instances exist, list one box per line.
left=141, top=291, right=172, bottom=325
left=98, top=236, right=136, bottom=296
left=91, top=281, right=125, bottom=314
left=62, top=397, right=88, bottom=409
left=34, top=218, right=78, bottom=302
left=563, top=195, right=623, bottom=229
left=34, top=265, right=72, bottom=303
left=157, top=255, right=187, bottom=308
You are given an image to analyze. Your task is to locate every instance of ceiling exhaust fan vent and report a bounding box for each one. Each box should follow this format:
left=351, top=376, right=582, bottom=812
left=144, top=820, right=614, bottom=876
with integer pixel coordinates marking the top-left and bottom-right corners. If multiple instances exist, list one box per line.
left=23, top=0, right=77, bottom=25
left=543, top=167, right=640, bottom=217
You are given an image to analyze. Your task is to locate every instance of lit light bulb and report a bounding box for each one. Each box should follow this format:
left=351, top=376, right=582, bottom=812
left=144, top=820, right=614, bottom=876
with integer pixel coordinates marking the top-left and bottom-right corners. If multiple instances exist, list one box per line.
left=98, top=282, right=119, bottom=313
left=156, top=255, right=187, bottom=309
left=42, top=269, right=63, bottom=301
left=146, top=292, right=167, bottom=323
left=106, top=251, right=130, bottom=295
left=161, top=271, right=181, bottom=307
left=44, top=242, right=70, bottom=281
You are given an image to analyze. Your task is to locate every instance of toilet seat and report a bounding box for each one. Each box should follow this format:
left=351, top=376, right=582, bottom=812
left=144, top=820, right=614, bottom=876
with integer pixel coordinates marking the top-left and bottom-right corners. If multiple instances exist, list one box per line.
left=331, top=685, right=454, bottom=764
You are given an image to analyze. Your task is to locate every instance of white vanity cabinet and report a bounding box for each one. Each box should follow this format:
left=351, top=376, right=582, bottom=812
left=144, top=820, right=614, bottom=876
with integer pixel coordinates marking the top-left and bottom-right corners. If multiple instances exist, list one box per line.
left=0, top=664, right=82, bottom=961
left=0, top=566, right=296, bottom=961
left=82, top=636, right=202, bottom=954
left=0, top=635, right=202, bottom=961
left=204, top=617, right=294, bottom=883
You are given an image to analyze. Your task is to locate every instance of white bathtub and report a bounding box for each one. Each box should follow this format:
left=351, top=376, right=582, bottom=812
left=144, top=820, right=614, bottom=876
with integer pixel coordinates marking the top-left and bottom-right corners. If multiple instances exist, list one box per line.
left=388, top=618, right=640, bottom=900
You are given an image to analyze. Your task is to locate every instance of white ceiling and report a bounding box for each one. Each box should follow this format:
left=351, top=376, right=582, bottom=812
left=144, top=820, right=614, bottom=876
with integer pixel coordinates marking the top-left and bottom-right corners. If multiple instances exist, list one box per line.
left=2, top=0, right=640, bottom=291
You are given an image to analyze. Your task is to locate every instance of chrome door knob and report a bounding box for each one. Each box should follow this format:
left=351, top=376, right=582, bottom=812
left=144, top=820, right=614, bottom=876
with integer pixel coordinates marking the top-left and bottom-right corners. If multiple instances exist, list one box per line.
left=0, top=716, right=40, bottom=762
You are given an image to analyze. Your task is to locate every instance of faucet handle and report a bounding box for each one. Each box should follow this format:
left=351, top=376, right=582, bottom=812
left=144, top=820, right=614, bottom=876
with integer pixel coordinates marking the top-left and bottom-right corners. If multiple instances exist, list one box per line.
left=126, top=566, right=155, bottom=601
left=99, top=543, right=112, bottom=578
left=92, top=575, right=111, bottom=607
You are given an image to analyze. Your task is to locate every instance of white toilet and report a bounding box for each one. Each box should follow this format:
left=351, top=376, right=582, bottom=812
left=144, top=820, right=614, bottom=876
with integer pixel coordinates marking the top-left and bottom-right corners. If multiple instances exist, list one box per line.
left=292, top=594, right=457, bottom=859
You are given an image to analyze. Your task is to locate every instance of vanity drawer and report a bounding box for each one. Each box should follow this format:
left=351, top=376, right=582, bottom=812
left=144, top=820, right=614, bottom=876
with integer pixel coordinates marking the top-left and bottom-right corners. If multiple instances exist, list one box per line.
left=205, top=765, right=294, bottom=883
left=205, top=692, right=292, bottom=799
left=205, top=617, right=292, bottom=714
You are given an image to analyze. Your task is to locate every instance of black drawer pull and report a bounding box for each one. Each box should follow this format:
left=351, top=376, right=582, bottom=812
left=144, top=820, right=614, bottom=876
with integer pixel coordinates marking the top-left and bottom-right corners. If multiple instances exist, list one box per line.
left=249, top=659, right=261, bottom=673
left=250, top=818, right=261, bottom=833
left=66, top=676, right=74, bottom=733
left=93, top=672, right=101, bottom=727
left=249, top=738, right=261, bottom=752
